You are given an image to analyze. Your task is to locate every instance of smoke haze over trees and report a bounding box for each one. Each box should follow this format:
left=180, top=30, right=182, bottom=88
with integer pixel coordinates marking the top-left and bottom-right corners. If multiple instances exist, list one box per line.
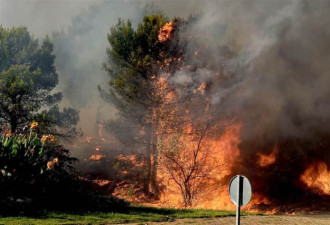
left=1, top=0, right=330, bottom=210
left=0, top=26, right=78, bottom=137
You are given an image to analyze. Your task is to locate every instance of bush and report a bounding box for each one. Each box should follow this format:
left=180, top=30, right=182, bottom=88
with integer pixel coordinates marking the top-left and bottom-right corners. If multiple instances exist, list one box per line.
left=0, top=123, right=77, bottom=214
left=0, top=123, right=130, bottom=215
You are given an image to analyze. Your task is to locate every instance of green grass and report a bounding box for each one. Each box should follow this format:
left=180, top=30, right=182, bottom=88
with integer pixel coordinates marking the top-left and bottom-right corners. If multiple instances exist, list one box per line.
left=0, top=207, right=245, bottom=224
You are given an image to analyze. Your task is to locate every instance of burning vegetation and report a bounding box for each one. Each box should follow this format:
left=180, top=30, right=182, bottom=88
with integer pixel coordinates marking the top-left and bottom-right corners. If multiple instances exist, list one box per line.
left=1, top=0, right=329, bottom=218
left=76, top=10, right=330, bottom=214
left=300, top=161, right=330, bottom=195
left=158, top=21, right=175, bottom=42
left=21, top=0, right=324, bottom=215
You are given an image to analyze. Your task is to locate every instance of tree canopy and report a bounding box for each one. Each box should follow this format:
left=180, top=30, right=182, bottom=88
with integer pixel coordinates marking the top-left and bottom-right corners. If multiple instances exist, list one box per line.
left=103, top=15, right=168, bottom=106
left=101, top=15, right=171, bottom=196
left=102, top=13, right=222, bottom=206
left=0, top=26, right=78, bottom=137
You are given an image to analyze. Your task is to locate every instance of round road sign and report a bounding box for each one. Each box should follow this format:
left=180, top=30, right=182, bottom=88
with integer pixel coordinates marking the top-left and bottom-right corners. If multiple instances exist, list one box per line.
left=229, top=175, right=252, bottom=206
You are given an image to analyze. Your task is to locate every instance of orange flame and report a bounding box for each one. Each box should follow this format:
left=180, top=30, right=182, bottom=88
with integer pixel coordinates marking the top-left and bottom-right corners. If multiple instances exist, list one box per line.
left=117, top=154, right=144, bottom=167
left=92, top=179, right=111, bottom=186
left=85, top=136, right=92, bottom=143
left=157, top=122, right=242, bottom=209
left=158, top=21, right=174, bottom=42
left=257, top=145, right=278, bottom=167
left=89, top=154, right=105, bottom=161
left=300, top=161, right=330, bottom=195
left=197, top=82, right=206, bottom=94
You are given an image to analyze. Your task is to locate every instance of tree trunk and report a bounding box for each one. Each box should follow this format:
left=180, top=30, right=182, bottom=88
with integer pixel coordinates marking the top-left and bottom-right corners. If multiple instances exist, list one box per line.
left=182, top=183, right=192, bottom=207
left=143, top=123, right=153, bottom=194
left=144, top=122, right=152, bottom=194
left=143, top=109, right=160, bottom=198
left=150, top=116, right=160, bottom=198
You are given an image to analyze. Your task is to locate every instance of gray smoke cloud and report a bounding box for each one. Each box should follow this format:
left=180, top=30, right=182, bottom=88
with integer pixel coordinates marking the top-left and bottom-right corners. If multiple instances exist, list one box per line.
left=52, top=1, right=145, bottom=135
left=188, top=0, right=330, bottom=147
left=172, top=0, right=330, bottom=203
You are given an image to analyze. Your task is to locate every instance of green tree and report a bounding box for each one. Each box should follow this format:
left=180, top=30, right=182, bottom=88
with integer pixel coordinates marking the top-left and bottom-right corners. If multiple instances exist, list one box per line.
left=101, top=15, right=171, bottom=197
left=0, top=26, right=78, bottom=137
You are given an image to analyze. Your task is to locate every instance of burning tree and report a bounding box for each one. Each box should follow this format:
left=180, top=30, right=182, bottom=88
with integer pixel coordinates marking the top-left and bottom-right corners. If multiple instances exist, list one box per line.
left=154, top=45, right=224, bottom=206
left=101, top=13, right=231, bottom=206
left=101, top=15, right=172, bottom=197
left=158, top=123, right=220, bottom=207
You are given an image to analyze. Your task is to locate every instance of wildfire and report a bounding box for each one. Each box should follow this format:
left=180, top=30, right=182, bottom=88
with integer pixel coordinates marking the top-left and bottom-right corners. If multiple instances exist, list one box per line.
left=196, top=82, right=206, bottom=95
left=92, top=179, right=111, bottom=186
left=210, top=122, right=242, bottom=175
left=89, top=154, right=105, bottom=161
left=85, top=136, right=92, bottom=143
left=69, top=11, right=330, bottom=215
left=117, top=154, right=144, bottom=167
left=257, top=145, right=278, bottom=167
left=300, top=161, right=330, bottom=195
left=157, top=122, right=242, bottom=209
left=158, top=21, right=174, bottom=42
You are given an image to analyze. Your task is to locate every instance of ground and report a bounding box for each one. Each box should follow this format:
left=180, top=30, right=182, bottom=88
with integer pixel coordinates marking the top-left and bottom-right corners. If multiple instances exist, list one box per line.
left=0, top=210, right=329, bottom=224
left=130, top=215, right=330, bottom=225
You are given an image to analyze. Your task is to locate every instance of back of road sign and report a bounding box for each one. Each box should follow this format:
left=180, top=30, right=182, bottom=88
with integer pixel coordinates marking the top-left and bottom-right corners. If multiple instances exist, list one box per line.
left=229, top=175, right=252, bottom=206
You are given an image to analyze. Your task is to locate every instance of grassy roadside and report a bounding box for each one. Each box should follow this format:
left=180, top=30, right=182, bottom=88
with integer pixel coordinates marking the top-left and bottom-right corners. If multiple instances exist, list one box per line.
left=0, top=207, right=255, bottom=224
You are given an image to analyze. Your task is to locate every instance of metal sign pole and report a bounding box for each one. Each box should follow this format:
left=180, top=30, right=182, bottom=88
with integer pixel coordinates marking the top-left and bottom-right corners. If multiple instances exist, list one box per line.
left=236, top=175, right=242, bottom=225
left=229, top=175, right=252, bottom=225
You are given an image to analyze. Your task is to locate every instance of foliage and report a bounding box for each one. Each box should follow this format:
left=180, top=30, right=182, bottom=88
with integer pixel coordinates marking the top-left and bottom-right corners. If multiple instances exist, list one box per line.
left=0, top=122, right=78, bottom=214
left=0, top=121, right=130, bottom=215
left=0, top=207, right=240, bottom=224
left=0, top=26, right=78, bottom=137
left=35, top=105, right=80, bottom=140
left=102, top=15, right=169, bottom=107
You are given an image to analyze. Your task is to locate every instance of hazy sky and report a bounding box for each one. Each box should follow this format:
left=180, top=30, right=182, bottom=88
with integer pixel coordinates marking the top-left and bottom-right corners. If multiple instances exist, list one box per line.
left=0, top=0, right=205, bottom=37
left=0, top=0, right=98, bottom=37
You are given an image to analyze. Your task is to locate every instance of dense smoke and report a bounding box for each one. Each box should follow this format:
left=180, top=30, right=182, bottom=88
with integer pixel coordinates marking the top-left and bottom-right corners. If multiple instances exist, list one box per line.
left=52, top=1, right=145, bottom=136
left=173, top=0, right=330, bottom=203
